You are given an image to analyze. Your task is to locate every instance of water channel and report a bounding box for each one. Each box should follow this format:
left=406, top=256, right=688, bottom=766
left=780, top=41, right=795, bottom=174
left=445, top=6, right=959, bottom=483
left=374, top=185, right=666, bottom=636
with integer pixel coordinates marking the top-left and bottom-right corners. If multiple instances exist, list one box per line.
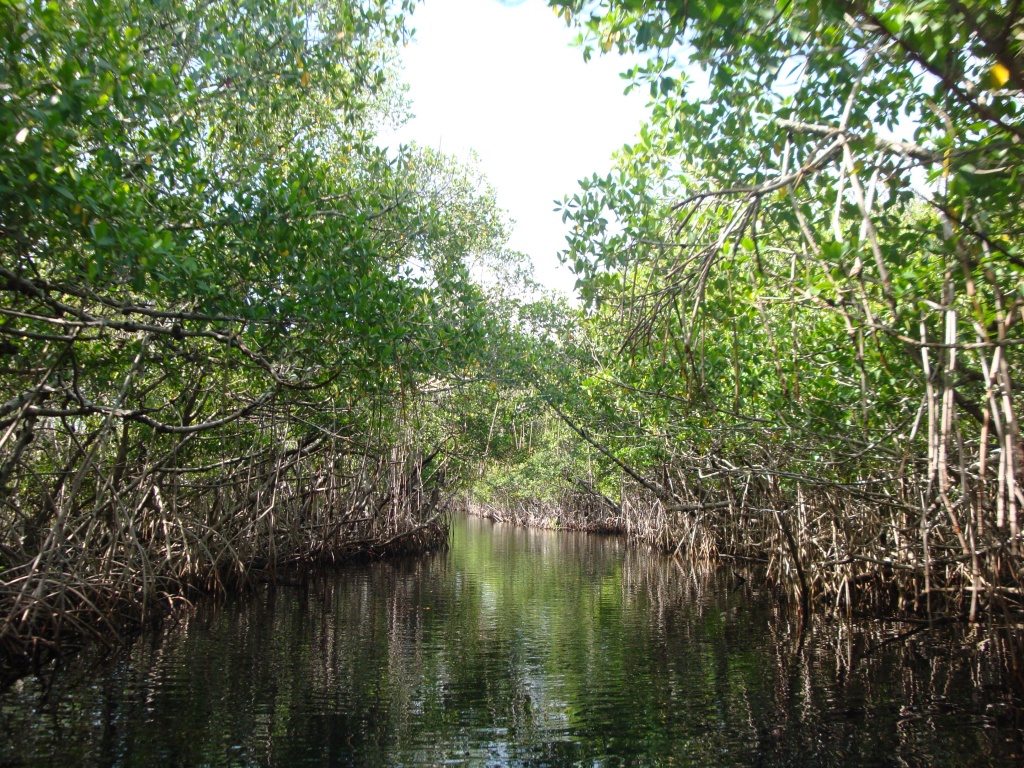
left=1, top=515, right=1021, bottom=766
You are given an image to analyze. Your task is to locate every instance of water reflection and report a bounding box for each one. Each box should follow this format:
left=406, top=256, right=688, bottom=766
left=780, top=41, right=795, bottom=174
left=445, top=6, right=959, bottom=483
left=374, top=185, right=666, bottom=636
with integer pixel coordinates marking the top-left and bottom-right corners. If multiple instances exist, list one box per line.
left=0, top=516, right=1020, bottom=766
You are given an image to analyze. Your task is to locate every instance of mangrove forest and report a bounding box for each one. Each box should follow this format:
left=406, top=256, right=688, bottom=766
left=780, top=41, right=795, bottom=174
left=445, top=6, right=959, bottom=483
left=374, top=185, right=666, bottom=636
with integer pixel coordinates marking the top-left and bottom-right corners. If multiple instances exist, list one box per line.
left=1, top=0, right=1023, bottom=764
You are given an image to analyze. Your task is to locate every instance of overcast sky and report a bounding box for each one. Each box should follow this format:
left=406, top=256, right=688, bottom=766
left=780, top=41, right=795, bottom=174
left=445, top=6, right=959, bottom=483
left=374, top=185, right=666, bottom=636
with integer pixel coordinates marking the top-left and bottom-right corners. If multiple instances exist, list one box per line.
left=379, top=0, right=649, bottom=297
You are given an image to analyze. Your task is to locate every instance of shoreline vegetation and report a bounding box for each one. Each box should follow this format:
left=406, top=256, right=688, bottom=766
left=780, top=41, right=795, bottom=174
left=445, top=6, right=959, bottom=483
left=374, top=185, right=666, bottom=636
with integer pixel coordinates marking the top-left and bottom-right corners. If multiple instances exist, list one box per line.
left=0, top=518, right=448, bottom=687
left=470, top=423, right=1024, bottom=627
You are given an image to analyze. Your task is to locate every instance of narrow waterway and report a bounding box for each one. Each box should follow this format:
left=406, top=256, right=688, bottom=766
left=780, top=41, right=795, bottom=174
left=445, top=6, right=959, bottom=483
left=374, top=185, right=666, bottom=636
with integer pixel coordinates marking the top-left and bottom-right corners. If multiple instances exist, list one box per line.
left=1, top=516, right=1020, bottom=766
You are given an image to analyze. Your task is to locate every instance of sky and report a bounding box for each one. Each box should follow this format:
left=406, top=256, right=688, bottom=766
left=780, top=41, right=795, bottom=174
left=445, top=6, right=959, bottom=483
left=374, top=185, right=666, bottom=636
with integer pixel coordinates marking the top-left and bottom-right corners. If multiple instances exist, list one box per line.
left=378, top=0, right=650, bottom=297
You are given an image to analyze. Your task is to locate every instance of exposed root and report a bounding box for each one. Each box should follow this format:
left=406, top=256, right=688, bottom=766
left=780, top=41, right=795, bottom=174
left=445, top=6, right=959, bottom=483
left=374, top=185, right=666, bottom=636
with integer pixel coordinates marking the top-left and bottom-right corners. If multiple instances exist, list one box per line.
left=470, top=461, right=1024, bottom=626
left=0, top=442, right=454, bottom=689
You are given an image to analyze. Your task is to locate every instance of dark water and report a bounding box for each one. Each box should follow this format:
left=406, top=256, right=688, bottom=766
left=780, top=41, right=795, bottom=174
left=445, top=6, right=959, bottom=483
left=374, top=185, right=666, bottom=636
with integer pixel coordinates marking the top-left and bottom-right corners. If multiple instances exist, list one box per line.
left=1, top=516, right=1021, bottom=767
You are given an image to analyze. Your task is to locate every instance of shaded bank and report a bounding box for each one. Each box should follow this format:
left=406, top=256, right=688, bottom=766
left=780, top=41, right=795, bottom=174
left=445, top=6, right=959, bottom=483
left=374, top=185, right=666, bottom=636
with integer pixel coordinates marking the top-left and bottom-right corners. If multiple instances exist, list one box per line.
left=466, top=476, right=1024, bottom=692
left=0, top=461, right=450, bottom=691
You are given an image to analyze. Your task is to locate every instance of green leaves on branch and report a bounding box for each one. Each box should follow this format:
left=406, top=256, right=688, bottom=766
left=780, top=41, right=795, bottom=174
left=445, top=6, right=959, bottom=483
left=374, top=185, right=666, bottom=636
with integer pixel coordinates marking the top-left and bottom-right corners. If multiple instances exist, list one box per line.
left=543, top=0, right=1024, bottom=538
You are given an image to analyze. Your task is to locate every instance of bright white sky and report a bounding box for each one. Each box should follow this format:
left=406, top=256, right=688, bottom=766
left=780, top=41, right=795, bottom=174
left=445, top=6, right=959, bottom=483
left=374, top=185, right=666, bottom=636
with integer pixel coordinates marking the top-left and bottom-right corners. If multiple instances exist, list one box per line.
left=379, top=0, right=649, bottom=297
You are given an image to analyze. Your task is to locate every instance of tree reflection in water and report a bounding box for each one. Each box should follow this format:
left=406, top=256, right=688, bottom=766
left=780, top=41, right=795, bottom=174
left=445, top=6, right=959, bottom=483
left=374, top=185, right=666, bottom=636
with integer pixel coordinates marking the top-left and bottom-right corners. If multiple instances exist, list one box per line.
left=0, top=515, right=1020, bottom=767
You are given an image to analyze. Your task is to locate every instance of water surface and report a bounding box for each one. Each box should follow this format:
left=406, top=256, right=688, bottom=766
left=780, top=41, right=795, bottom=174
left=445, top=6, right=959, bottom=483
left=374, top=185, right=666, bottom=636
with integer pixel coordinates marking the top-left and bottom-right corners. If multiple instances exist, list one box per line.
left=0, top=515, right=1021, bottom=766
